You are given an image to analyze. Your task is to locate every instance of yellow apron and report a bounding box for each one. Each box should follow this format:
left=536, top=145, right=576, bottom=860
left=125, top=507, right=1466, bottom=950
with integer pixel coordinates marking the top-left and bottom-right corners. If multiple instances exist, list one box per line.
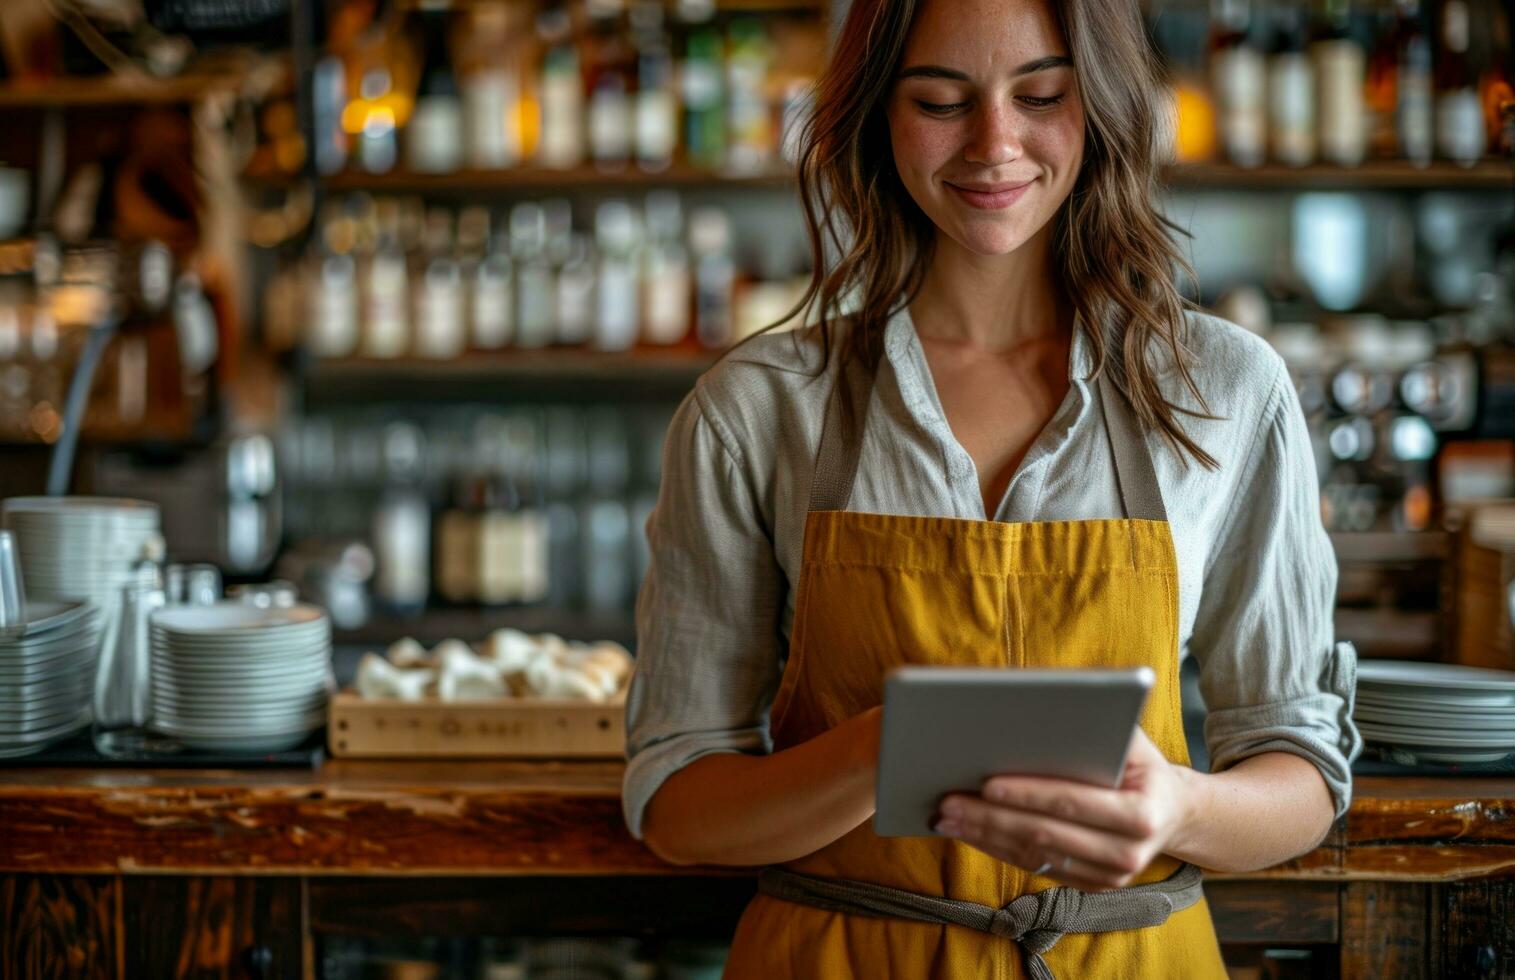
left=722, top=352, right=1229, bottom=979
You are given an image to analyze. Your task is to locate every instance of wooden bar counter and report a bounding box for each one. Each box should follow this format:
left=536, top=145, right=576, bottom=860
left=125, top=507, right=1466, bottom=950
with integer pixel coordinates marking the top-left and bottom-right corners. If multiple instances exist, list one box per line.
left=1, top=762, right=1511, bottom=978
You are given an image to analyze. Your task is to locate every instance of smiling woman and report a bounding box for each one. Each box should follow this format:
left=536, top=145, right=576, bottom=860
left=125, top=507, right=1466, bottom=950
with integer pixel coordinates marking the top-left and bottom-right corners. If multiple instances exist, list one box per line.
left=624, top=0, right=1358, bottom=976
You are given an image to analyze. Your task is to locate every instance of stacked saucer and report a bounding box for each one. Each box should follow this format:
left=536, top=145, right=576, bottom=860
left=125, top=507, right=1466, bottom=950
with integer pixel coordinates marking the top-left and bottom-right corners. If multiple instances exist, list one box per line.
left=2, top=497, right=162, bottom=658
left=149, top=603, right=333, bottom=753
left=1355, top=660, right=1515, bottom=765
left=0, top=600, right=100, bottom=757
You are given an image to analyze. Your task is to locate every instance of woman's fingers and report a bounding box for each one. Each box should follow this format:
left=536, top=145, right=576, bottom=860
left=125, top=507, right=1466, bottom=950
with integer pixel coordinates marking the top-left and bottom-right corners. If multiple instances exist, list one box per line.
left=937, top=794, right=1157, bottom=887
left=977, top=774, right=1158, bottom=840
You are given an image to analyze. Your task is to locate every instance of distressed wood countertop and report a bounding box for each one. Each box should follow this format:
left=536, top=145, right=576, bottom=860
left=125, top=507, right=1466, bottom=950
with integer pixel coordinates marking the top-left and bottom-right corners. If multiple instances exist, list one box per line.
left=0, top=762, right=1510, bottom=881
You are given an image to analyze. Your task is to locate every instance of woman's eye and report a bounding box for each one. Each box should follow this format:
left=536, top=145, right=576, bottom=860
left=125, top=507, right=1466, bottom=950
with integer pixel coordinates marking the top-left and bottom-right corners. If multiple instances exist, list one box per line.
left=1017, top=95, right=1066, bottom=110
left=916, top=100, right=968, bottom=116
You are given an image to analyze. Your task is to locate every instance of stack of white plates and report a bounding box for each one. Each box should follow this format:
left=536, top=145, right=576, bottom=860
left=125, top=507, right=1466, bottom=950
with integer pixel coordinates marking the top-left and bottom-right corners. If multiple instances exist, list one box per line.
left=1355, top=660, right=1515, bottom=764
left=1, top=497, right=162, bottom=659
left=0, top=600, right=99, bottom=757
left=149, top=603, right=333, bottom=752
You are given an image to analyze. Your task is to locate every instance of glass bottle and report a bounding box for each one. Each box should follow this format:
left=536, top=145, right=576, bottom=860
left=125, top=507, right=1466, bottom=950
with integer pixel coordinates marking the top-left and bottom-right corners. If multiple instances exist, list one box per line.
left=1269, top=2, right=1318, bottom=165
left=470, top=211, right=514, bottom=350
left=682, top=27, right=726, bottom=170
left=725, top=19, right=774, bottom=173
left=1394, top=0, right=1435, bottom=165
left=632, top=0, right=679, bottom=171
left=363, top=197, right=411, bottom=358
left=1435, top=0, right=1487, bottom=165
left=1210, top=0, right=1268, bottom=167
left=594, top=200, right=641, bottom=351
left=1311, top=0, right=1368, bottom=166
left=586, top=0, right=635, bottom=172
left=556, top=232, right=598, bottom=346
left=412, top=208, right=466, bottom=359
left=537, top=2, right=586, bottom=169
left=641, top=190, right=692, bottom=345
left=406, top=10, right=464, bottom=175
left=511, top=202, right=557, bottom=348
left=690, top=206, right=735, bottom=349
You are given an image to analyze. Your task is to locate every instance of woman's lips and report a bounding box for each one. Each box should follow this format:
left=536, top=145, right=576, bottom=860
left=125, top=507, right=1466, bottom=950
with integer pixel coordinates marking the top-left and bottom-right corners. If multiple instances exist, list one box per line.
left=945, top=179, right=1035, bottom=210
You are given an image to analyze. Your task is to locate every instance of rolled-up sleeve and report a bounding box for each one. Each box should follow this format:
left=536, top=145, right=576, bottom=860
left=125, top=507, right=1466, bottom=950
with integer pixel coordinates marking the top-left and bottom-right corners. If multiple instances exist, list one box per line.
left=1190, top=363, right=1363, bottom=820
left=621, top=384, right=786, bottom=840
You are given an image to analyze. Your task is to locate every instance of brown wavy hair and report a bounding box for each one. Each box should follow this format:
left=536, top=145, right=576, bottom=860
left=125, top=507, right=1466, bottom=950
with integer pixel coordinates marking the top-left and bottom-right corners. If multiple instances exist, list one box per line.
left=784, top=0, right=1217, bottom=468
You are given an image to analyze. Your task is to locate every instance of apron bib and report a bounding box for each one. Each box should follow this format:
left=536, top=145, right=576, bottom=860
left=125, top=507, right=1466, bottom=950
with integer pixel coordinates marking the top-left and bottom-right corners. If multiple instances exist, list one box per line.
left=722, top=352, right=1228, bottom=979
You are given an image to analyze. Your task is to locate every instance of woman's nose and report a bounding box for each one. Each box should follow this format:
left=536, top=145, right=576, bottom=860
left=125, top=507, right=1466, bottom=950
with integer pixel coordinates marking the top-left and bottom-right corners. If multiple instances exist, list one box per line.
left=962, top=101, right=1024, bottom=167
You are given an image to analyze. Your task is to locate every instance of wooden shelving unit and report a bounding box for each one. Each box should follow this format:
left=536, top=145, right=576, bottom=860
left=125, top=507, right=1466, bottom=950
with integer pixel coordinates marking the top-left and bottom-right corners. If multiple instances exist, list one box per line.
left=0, top=71, right=255, bottom=108
left=300, top=346, right=720, bottom=404
left=245, top=159, right=1515, bottom=194
left=1165, top=159, right=1515, bottom=191
left=242, top=162, right=800, bottom=191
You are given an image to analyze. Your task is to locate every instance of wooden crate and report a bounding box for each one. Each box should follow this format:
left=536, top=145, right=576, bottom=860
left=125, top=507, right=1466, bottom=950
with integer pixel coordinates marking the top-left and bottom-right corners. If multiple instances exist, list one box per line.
left=327, top=690, right=626, bottom=759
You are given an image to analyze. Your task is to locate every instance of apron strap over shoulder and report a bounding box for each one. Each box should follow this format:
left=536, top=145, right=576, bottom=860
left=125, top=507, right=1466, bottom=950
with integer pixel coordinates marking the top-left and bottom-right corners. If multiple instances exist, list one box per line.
left=1095, top=370, right=1169, bottom=524
left=757, top=861, right=1206, bottom=980
left=807, top=351, right=875, bottom=514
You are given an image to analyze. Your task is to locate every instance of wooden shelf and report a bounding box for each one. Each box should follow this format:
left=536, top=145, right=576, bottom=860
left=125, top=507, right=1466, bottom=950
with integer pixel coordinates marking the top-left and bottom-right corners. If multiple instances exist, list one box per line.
left=1330, top=531, right=1451, bottom=564
left=300, top=346, right=717, bottom=403
left=1164, top=160, right=1515, bottom=191
left=245, top=160, right=1515, bottom=194
left=244, top=162, right=799, bottom=192
left=0, top=73, right=249, bottom=108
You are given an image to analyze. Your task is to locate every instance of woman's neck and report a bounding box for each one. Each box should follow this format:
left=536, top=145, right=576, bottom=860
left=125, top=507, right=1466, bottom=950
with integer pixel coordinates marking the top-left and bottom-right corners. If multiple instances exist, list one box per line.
left=908, top=222, right=1071, bottom=353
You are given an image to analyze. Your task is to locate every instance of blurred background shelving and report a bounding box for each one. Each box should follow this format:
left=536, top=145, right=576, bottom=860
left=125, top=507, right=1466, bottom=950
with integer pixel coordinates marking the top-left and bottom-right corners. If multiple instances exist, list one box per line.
left=0, top=0, right=1512, bottom=672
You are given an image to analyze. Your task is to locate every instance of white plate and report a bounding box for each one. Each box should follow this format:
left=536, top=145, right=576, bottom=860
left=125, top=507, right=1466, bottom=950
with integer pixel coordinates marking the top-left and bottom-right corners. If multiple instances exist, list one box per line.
left=1373, top=744, right=1515, bottom=765
left=151, top=603, right=326, bottom=635
left=0, top=709, right=90, bottom=754
left=1358, top=723, right=1515, bottom=749
left=149, top=728, right=316, bottom=754
left=3, top=495, right=158, bottom=516
left=151, top=686, right=329, bottom=709
left=0, top=601, right=96, bottom=641
left=153, top=659, right=330, bottom=681
left=1354, top=703, right=1515, bottom=728
left=150, top=714, right=321, bottom=737
left=1358, top=660, right=1515, bottom=693
left=1356, top=688, right=1515, bottom=710
left=153, top=637, right=331, bottom=659
left=155, top=705, right=326, bottom=729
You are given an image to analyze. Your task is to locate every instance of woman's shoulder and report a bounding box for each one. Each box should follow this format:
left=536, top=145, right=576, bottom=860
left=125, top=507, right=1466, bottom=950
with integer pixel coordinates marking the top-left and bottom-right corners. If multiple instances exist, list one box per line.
left=687, top=323, right=840, bottom=456
left=1163, top=309, right=1290, bottom=427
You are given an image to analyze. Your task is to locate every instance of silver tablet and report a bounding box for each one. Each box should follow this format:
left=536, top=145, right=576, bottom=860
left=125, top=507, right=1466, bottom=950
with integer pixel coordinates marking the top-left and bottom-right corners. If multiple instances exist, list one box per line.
left=873, top=665, right=1155, bottom=838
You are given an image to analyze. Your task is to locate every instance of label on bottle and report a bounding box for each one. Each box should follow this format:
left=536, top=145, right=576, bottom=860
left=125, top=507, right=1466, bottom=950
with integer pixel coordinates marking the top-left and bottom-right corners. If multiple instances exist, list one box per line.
left=636, top=89, right=678, bottom=167
left=1268, top=53, right=1316, bottom=165
left=643, top=257, right=690, bottom=344
left=515, top=265, right=556, bottom=348
left=590, top=86, right=633, bottom=164
left=539, top=68, right=585, bottom=169
left=1314, top=40, right=1367, bottom=166
left=364, top=251, right=410, bottom=358
left=407, top=97, right=464, bottom=174
left=557, top=265, right=596, bottom=344
left=471, top=257, right=513, bottom=349
left=595, top=259, right=640, bottom=351
left=415, top=260, right=466, bottom=359
left=309, top=255, right=358, bottom=358
left=1397, top=69, right=1433, bottom=166
left=464, top=71, right=518, bottom=169
left=1212, top=46, right=1267, bottom=167
left=1436, top=88, right=1486, bottom=166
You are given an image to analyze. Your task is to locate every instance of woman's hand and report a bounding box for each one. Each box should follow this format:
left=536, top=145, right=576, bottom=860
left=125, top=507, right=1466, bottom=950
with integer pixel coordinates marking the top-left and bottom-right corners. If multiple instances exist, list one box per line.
left=931, top=727, right=1198, bottom=892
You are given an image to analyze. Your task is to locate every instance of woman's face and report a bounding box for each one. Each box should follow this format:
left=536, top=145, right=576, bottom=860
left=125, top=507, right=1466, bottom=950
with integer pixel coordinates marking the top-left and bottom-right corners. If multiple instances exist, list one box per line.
left=886, top=0, right=1085, bottom=258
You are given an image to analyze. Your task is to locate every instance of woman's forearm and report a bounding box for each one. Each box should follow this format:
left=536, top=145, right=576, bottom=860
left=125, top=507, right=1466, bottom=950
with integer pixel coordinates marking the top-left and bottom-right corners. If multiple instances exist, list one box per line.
left=1168, top=751, right=1337, bottom=873
left=641, top=706, right=882, bottom=867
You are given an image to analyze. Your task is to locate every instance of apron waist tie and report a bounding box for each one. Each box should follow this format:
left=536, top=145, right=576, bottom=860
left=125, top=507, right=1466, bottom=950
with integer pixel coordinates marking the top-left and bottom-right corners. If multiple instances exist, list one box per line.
left=756, top=861, right=1205, bottom=980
